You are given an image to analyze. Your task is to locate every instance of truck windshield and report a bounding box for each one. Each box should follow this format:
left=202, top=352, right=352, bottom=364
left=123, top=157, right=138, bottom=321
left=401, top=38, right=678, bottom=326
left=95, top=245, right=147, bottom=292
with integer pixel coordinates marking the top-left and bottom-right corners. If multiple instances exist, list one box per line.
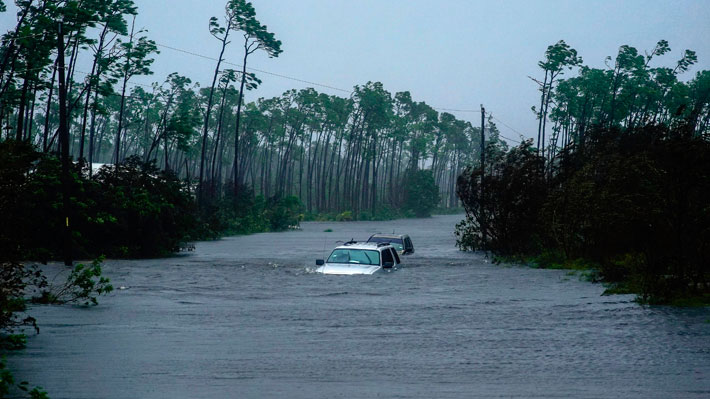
left=327, top=249, right=381, bottom=265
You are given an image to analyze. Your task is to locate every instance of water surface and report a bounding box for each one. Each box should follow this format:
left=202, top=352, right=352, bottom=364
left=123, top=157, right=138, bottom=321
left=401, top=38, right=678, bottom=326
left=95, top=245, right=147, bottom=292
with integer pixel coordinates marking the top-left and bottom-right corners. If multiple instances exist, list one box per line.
left=10, top=215, right=710, bottom=398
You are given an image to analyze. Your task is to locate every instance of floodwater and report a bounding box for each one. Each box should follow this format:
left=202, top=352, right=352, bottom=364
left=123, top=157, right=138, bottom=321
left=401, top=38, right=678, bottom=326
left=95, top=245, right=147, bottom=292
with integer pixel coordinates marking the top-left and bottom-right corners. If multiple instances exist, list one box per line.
left=8, top=214, right=710, bottom=398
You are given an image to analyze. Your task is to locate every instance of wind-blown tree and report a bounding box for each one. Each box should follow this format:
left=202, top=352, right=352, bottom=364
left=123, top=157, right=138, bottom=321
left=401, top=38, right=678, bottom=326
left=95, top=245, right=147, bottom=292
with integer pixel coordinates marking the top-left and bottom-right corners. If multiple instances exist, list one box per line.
left=231, top=0, right=282, bottom=193
left=78, top=0, right=136, bottom=166
left=541, top=39, right=707, bottom=159
left=144, top=72, right=190, bottom=166
left=351, top=82, right=392, bottom=214
left=686, top=70, right=710, bottom=134
left=1, top=1, right=486, bottom=219
left=531, top=40, right=582, bottom=158
left=1, top=0, right=57, bottom=142
left=111, top=17, right=157, bottom=163
left=197, top=1, right=253, bottom=202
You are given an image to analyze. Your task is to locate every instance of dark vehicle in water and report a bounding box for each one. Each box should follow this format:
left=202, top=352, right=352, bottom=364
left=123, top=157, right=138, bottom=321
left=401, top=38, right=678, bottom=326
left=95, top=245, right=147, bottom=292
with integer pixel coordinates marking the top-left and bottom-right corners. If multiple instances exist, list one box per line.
left=366, top=233, right=414, bottom=256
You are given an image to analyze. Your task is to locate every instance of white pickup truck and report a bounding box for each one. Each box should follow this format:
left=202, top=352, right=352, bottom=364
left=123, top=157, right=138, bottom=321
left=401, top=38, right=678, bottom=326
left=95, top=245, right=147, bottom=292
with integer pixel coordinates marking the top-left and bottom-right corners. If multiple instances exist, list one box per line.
left=315, top=241, right=401, bottom=275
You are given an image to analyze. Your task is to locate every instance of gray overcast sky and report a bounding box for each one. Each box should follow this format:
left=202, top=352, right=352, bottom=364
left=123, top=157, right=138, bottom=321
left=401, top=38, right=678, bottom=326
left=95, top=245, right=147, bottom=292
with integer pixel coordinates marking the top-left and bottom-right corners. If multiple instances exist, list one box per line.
left=3, top=0, right=710, bottom=143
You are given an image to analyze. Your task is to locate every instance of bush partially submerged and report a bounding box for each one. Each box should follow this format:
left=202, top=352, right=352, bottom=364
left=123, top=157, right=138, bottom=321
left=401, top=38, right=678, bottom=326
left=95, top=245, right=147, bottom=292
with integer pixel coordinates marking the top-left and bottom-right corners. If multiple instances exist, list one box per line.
left=456, top=124, right=710, bottom=304
left=0, top=141, right=306, bottom=260
left=89, top=156, right=197, bottom=257
left=0, top=262, right=43, bottom=335
left=403, top=169, right=441, bottom=217
left=456, top=140, right=546, bottom=254
left=33, top=258, right=113, bottom=306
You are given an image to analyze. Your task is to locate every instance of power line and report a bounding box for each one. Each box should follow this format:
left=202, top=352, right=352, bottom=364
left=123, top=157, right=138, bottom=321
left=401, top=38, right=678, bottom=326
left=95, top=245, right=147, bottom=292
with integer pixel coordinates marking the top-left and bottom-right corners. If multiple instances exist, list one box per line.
left=74, top=69, right=156, bottom=89
left=155, top=42, right=353, bottom=94
left=155, top=41, right=484, bottom=112
left=4, top=31, right=530, bottom=139
left=489, top=114, right=528, bottom=144
left=433, top=107, right=481, bottom=113
left=2, top=31, right=49, bottom=41
left=4, top=31, right=488, bottom=115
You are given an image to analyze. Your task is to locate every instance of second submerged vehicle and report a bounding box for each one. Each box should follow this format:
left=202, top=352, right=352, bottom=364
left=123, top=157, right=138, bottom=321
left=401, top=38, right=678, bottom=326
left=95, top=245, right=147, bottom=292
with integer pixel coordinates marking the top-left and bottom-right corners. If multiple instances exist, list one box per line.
left=366, top=233, right=414, bottom=256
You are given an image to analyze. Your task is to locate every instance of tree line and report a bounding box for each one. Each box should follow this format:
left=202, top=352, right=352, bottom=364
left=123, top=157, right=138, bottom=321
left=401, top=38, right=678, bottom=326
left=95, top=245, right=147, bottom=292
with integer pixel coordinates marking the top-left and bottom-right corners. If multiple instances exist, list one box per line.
left=531, top=39, right=709, bottom=166
left=457, top=40, right=710, bottom=305
left=0, top=0, right=500, bottom=221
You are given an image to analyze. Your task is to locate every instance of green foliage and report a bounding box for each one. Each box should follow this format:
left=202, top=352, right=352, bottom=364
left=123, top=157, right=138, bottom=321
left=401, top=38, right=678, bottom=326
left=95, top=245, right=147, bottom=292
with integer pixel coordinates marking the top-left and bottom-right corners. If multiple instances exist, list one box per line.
left=224, top=0, right=282, bottom=58
left=335, top=211, right=353, bottom=222
left=455, top=140, right=546, bottom=253
left=194, top=189, right=303, bottom=238
left=0, top=358, right=48, bottom=399
left=0, top=140, right=314, bottom=258
left=541, top=39, right=708, bottom=153
left=0, top=358, right=13, bottom=398
left=0, top=260, right=52, bottom=398
left=0, top=335, right=26, bottom=351
left=402, top=169, right=440, bottom=217
left=0, top=262, right=43, bottom=334
left=113, top=30, right=158, bottom=82
left=264, top=195, right=302, bottom=231
left=457, top=124, right=710, bottom=305
left=0, top=143, right=201, bottom=259
left=33, top=258, right=113, bottom=306
left=91, top=157, right=198, bottom=257
left=0, top=140, right=52, bottom=261
left=0, top=259, right=107, bottom=397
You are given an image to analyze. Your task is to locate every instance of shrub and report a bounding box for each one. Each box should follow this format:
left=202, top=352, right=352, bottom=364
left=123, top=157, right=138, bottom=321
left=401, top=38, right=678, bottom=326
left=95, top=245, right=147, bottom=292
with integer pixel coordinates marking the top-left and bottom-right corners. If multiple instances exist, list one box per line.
left=456, top=125, right=710, bottom=304
left=402, top=169, right=440, bottom=217
left=90, top=157, right=197, bottom=257
left=0, top=262, right=43, bottom=334
left=336, top=211, right=353, bottom=221
left=456, top=140, right=547, bottom=254
left=33, top=258, right=113, bottom=306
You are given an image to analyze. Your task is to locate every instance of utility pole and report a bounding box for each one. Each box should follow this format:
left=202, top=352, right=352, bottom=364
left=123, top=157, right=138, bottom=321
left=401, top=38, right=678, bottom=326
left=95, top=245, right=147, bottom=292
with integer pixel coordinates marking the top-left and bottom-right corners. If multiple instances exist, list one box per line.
left=57, top=22, right=72, bottom=266
left=480, top=104, right=486, bottom=250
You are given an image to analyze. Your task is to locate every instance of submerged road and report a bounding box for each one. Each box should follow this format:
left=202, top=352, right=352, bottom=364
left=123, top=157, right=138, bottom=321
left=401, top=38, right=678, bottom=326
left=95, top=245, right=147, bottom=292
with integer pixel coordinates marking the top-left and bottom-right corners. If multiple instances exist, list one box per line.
left=9, top=214, right=710, bottom=398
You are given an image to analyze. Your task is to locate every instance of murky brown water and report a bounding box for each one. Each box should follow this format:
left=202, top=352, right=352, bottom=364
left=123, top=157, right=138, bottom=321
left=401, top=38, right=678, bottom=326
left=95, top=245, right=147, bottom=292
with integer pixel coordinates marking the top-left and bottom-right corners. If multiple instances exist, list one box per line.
left=8, top=215, right=710, bottom=398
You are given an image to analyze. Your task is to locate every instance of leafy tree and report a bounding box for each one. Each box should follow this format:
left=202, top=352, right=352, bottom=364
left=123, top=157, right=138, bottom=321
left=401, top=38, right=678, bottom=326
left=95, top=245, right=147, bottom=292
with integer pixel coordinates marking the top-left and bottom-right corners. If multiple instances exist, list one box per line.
left=403, top=169, right=440, bottom=217
left=456, top=140, right=546, bottom=252
left=111, top=17, right=157, bottom=163
left=198, top=1, right=254, bottom=201
left=532, top=40, right=582, bottom=158
left=542, top=39, right=707, bottom=156
left=33, top=258, right=113, bottom=306
left=457, top=123, right=710, bottom=304
left=230, top=0, right=282, bottom=193
left=91, top=156, right=197, bottom=257
left=79, top=0, right=137, bottom=164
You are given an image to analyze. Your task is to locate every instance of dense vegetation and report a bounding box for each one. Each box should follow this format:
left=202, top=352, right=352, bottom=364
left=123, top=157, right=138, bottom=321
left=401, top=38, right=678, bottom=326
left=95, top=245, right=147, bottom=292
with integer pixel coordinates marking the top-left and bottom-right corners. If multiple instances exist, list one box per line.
left=0, top=139, right=306, bottom=260
left=457, top=41, right=710, bottom=305
left=2, top=0, right=705, bottom=397
left=0, top=1, right=478, bottom=391
left=0, top=0, right=497, bottom=228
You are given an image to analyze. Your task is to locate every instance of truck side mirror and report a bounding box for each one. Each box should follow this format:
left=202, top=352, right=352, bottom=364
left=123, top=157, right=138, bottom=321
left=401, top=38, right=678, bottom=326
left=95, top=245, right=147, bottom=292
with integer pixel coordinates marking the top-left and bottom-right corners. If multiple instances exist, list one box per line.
left=316, top=259, right=324, bottom=266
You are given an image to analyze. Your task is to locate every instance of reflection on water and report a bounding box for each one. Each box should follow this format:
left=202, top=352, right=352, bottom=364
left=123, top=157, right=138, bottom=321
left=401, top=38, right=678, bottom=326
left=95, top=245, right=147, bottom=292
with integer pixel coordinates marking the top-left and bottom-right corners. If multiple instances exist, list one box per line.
left=9, top=215, right=710, bottom=398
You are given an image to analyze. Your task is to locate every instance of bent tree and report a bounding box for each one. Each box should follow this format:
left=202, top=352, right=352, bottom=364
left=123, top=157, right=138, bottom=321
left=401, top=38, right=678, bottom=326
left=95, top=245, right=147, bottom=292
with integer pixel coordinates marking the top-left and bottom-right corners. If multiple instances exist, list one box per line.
left=231, top=0, right=282, bottom=194
left=531, top=40, right=582, bottom=158
left=198, top=2, right=250, bottom=202
left=112, top=17, right=156, bottom=164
